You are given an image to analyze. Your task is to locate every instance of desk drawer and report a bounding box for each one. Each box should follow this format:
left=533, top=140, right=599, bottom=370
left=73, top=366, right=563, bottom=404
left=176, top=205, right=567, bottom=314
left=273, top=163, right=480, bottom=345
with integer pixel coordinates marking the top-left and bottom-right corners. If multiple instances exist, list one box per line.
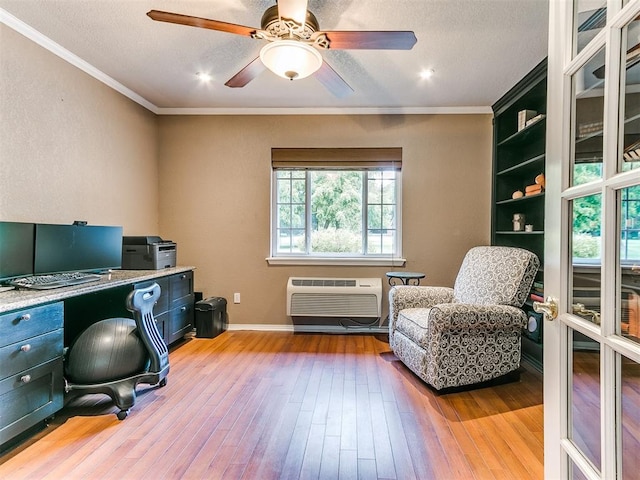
left=170, top=271, right=193, bottom=302
left=0, top=330, right=63, bottom=380
left=168, top=297, right=194, bottom=344
left=0, top=357, right=64, bottom=444
left=0, top=303, right=63, bottom=348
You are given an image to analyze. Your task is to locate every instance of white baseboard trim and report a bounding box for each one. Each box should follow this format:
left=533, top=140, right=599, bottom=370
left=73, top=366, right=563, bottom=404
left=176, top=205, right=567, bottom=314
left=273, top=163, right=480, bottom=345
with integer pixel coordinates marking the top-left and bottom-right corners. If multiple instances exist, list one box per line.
left=226, top=323, right=387, bottom=334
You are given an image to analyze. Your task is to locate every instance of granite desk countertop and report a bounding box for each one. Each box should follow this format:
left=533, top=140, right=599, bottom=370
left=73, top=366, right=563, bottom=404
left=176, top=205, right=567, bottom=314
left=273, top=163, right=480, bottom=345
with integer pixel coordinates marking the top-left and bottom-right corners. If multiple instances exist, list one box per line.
left=0, top=266, right=195, bottom=314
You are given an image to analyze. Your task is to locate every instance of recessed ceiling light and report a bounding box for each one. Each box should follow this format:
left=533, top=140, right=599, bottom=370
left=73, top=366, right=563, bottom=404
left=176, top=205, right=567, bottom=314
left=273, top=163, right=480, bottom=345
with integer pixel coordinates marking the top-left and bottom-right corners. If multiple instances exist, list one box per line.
left=196, top=72, right=212, bottom=82
left=419, top=68, right=435, bottom=80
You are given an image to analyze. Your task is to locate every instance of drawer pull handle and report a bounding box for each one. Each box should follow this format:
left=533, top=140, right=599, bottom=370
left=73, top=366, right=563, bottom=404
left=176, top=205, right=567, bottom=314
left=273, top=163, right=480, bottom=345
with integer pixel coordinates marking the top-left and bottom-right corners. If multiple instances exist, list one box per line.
left=20, top=313, right=31, bottom=321
left=20, top=375, right=31, bottom=383
left=20, top=344, right=31, bottom=352
left=181, top=274, right=186, bottom=279
left=180, top=306, right=187, bottom=312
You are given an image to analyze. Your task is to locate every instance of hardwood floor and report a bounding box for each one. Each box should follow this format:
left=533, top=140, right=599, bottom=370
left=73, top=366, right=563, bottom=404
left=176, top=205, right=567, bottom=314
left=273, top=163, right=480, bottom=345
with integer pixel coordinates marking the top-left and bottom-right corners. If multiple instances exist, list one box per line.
left=0, top=331, right=544, bottom=479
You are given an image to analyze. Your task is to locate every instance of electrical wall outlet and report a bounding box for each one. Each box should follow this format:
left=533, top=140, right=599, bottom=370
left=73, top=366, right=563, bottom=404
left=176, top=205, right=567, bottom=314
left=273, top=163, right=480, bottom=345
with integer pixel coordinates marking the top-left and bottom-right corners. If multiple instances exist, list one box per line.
left=233, top=292, right=240, bottom=304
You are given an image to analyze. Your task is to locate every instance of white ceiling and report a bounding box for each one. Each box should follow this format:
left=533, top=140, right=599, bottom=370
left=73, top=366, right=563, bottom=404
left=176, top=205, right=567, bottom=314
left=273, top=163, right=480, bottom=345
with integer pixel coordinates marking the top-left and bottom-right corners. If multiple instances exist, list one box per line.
left=0, top=0, right=550, bottom=113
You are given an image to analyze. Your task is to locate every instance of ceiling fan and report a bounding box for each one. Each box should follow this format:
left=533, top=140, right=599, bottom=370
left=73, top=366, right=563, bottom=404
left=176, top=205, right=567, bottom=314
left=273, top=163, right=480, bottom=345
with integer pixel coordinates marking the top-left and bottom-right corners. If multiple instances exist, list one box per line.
left=147, top=0, right=417, bottom=98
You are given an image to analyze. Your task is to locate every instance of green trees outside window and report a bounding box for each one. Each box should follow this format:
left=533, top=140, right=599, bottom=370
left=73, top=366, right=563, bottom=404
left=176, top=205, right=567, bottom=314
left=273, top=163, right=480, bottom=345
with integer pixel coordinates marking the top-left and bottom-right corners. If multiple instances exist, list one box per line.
left=274, top=169, right=399, bottom=257
left=573, top=164, right=640, bottom=261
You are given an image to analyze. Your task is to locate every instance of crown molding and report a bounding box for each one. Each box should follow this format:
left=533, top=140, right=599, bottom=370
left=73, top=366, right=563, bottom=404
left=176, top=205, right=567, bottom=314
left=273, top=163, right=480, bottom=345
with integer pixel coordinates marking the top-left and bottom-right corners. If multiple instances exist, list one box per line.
left=1, top=8, right=159, bottom=114
left=155, top=106, right=492, bottom=115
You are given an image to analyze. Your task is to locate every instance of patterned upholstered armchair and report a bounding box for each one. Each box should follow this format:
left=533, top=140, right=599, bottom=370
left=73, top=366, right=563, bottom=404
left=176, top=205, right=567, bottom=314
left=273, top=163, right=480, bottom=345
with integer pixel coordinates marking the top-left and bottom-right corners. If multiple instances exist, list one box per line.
left=389, top=246, right=539, bottom=391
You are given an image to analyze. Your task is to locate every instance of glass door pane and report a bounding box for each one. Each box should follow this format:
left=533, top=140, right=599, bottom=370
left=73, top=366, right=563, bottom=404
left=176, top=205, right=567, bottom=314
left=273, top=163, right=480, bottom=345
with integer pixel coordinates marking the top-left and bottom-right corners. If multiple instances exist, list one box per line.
left=621, top=354, right=640, bottom=479
left=619, top=186, right=640, bottom=342
left=620, top=15, right=640, bottom=172
left=571, top=329, right=602, bottom=471
left=574, top=1, right=607, bottom=57
left=571, top=194, right=603, bottom=324
left=573, top=48, right=606, bottom=186
left=571, top=460, right=592, bottom=480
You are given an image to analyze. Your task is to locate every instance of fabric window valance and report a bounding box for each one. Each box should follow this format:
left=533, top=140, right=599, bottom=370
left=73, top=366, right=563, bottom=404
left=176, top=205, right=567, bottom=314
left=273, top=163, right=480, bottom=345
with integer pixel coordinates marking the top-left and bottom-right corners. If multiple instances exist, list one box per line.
left=271, top=147, right=402, bottom=170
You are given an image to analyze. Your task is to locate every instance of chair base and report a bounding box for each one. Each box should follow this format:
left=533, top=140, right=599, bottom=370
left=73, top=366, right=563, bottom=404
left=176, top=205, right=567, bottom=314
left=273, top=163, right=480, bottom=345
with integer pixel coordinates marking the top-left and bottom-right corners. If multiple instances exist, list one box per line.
left=391, top=329, right=523, bottom=391
left=64, top=365, right=169, bottom=420
left=433, top=369, right=521, bottom=394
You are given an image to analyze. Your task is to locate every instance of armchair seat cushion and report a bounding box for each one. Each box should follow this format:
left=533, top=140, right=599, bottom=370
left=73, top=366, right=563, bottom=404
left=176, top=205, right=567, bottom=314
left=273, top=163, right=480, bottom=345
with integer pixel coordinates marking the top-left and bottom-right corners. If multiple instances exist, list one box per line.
left=396, top=308, right=431, bottom=348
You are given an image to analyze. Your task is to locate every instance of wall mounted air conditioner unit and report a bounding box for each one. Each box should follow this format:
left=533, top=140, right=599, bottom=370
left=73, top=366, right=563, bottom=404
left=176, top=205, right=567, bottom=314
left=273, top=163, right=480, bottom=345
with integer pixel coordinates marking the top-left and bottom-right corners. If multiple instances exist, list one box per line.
left=287, top=277, right=382, bottom=318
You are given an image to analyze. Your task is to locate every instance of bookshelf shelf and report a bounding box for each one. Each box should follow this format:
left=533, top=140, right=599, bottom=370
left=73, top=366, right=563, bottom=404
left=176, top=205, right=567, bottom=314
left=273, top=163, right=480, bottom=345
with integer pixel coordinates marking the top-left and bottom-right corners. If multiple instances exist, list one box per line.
left=495, top=192, right=545, bottom=205
left=497, top=116, right=546, bottom=147
left=497, top=153, right=545, bottom=176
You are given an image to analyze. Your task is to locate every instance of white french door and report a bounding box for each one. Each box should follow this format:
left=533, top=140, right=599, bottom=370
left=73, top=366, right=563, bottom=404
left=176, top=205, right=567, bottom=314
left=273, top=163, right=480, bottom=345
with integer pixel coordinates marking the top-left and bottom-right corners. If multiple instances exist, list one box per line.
left=545, top=1, right=640, bottom=478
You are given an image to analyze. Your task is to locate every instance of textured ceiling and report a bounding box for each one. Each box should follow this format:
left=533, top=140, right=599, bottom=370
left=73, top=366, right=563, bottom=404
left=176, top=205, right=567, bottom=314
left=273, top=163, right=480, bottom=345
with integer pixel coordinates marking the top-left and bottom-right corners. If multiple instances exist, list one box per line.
left=0, top=0, right=550, bottom=112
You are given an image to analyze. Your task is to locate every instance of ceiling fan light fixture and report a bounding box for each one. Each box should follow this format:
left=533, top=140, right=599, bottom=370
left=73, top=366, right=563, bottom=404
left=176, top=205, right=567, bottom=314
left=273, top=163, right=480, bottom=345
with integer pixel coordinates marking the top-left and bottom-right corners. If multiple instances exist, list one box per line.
left=259, top=40, right=322, bottom=81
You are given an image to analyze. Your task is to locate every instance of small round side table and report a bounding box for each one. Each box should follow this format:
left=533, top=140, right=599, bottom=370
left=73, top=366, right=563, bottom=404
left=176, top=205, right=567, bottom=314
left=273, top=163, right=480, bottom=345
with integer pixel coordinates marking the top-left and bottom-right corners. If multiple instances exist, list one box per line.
left=385, top=271, right=425, bottom=286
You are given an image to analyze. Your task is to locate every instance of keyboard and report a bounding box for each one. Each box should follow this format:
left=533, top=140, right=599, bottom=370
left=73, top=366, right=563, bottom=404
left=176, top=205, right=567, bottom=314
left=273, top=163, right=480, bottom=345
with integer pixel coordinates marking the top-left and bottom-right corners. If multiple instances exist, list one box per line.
left=9, top=272, right=103, bottom=290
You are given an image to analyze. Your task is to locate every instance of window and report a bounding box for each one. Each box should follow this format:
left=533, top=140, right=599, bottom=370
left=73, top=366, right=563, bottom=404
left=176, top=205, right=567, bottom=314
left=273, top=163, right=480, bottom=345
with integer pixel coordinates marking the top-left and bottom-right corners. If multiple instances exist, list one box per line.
left=269, top=148, right=403, bottom=264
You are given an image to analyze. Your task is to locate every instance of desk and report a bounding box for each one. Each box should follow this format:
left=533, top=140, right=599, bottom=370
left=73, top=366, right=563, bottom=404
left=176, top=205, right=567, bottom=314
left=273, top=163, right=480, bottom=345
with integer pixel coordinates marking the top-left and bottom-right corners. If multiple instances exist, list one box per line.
left=386, top=271, right=425, bottom=286
left=0, top=266, right=195, bottom=448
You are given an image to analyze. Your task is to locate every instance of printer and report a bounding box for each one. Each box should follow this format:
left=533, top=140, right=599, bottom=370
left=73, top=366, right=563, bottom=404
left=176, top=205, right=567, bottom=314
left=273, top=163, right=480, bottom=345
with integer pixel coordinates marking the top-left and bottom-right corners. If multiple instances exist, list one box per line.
left=122, top=236, right=177, bottom=270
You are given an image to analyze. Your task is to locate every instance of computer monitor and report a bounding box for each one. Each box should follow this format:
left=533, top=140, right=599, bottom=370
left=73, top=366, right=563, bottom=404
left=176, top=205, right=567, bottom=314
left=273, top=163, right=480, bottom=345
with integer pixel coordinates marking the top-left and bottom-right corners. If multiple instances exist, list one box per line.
left=0, top=221, right=35, bottom=282
left=34, top=224, right=123, bottom=275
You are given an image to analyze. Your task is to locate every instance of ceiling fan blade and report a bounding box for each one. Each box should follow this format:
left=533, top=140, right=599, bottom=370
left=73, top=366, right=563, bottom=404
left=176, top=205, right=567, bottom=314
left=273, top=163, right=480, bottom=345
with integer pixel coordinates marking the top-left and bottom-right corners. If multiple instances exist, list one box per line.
left=277, top=0, right=309, bottom=24
left=225, top=57, right=267, bottom=88
left=147, top=10, right=258, bottom=37
left=315, top=61, right=354, bottom=98
left=314, top=30, right=417, bottom=50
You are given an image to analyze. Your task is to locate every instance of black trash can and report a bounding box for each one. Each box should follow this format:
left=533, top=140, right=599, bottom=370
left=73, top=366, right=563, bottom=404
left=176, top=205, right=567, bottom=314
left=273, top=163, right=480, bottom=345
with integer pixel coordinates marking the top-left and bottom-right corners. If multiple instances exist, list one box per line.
left=195, top=297, right=227, bottom=338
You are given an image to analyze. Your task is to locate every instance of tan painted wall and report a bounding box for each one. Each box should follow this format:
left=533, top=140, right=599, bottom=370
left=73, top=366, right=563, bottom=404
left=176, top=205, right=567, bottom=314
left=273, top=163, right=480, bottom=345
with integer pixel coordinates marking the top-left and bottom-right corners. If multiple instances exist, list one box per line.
left=0, top=25, right=159, bottom=232
left=158, top=114, right=493, bottom=326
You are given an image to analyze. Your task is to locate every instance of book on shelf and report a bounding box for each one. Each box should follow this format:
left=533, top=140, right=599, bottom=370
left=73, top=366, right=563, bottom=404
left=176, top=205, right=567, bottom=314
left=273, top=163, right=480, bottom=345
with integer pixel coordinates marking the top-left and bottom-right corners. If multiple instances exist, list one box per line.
left=525, top=113, right=545, bottom=128
left=518, top=109, right=537, bottom=131
left=531, top=281, right=544, bottom=296
left=530, top=293, right=544, bottom=303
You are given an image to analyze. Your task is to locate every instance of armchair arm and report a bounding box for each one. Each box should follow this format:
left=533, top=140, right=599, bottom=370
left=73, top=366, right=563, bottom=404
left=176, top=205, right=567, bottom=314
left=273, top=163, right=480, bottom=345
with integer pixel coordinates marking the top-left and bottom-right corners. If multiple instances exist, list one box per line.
left=428, top=303, right=527, bottom=335
left=388, top=286, right=454, bottom=332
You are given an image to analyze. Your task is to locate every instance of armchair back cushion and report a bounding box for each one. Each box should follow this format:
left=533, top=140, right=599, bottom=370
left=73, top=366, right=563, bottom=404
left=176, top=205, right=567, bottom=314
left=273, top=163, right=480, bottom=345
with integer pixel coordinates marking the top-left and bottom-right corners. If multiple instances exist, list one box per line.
left=453, top=246, right=539, bottom=307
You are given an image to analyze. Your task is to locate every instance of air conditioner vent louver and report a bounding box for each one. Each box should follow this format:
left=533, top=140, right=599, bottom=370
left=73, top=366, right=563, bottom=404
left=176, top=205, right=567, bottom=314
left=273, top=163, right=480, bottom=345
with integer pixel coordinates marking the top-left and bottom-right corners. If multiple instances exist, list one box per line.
left=287, top=277, right=381, bottom=318
left=291, top=279, right=357, bottom=287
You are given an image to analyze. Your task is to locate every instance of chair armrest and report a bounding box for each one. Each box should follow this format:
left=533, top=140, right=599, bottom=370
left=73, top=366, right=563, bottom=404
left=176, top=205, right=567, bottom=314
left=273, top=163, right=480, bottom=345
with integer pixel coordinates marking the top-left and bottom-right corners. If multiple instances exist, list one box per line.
left=388, top=286, right=454, bottom=331
left=428, top=303, right=527, bottom=334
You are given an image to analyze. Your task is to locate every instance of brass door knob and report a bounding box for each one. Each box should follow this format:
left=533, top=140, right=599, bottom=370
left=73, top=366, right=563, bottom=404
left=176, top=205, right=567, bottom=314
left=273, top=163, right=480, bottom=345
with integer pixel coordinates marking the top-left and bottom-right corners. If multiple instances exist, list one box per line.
left=533, top=296, right=558, bottom=320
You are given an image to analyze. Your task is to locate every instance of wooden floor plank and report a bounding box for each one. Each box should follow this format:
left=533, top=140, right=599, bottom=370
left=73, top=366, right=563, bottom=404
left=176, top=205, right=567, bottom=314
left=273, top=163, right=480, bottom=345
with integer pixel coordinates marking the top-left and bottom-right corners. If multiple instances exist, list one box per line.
left=318, top=434, right=340, bottom=480
left=355, top=382, right=375, bottom=460
left=299, top=422, right=326, bottom=479
left=369, top=391, right=396, bottom=479
left=0, top=331, right=544, bottom=480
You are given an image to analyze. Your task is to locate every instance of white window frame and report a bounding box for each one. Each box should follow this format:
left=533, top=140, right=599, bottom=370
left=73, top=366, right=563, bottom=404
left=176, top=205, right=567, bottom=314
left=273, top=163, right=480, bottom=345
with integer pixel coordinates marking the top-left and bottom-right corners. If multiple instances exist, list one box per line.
left=267, top=168, right=405, bottom=267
